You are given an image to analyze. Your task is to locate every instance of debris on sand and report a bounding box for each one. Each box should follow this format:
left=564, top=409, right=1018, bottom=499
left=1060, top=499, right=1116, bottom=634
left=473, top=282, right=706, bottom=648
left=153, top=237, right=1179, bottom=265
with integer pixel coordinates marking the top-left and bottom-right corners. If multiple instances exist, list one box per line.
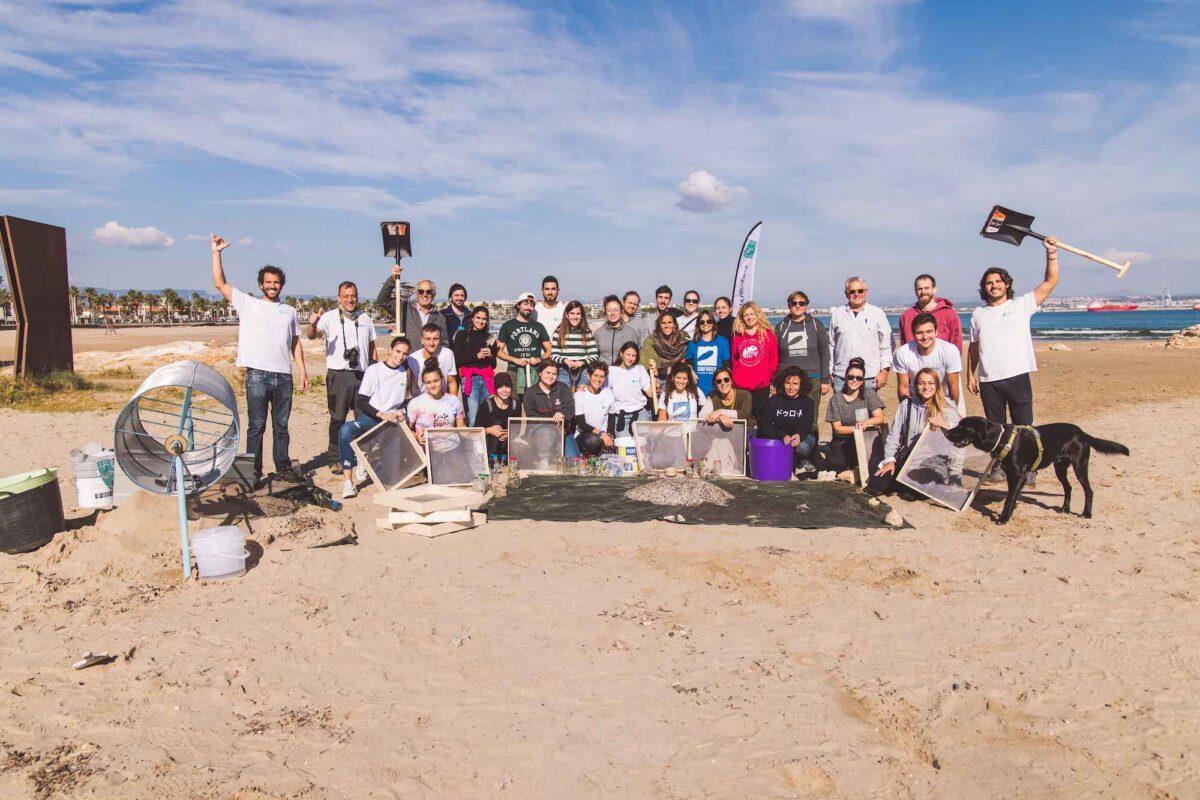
left=624, top=477, right=734, bottom=507
left=884, top=510, right=905, bottom=527
left=1165, top=324, right=1200, bottom=349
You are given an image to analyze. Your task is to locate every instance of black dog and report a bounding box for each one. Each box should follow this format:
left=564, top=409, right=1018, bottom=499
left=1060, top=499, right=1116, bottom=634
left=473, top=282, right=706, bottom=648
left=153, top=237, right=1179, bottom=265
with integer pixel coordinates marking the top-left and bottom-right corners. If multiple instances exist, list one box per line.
left=945, top=417, right=1129, bottom=524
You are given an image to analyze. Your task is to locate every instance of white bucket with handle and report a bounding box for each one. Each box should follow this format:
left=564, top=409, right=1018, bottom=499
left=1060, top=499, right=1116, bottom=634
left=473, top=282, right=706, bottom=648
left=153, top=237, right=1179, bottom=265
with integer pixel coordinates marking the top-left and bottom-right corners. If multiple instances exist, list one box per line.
left=191, top=526, right=248, bottom=580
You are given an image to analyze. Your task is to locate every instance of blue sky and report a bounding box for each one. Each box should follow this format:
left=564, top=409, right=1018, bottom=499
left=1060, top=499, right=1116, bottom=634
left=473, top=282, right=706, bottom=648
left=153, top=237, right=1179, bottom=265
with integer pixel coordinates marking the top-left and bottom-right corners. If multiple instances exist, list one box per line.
left=0, top=0, right=1196, bottom=305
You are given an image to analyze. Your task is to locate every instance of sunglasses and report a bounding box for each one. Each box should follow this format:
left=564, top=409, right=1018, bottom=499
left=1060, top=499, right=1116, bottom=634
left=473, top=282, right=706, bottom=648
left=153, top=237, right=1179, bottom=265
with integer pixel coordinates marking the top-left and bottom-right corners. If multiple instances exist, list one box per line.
left=684, top=297, right=699, bottom=303
left=845, top=375, right=865, bottom=382
left=846, top=289, right=865, bottom=296
left=789, top=301, right=808, bottom=307
left=416, top=289, right=434, bottom=296
left=698, top=318, right=714, bottom=325
left=715, top=377, right=732, bottom=384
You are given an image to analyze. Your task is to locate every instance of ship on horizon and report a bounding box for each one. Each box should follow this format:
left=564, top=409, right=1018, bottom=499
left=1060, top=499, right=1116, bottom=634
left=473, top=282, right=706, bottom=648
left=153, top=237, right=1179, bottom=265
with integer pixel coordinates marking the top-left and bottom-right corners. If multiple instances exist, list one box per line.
left=1087, top=300, right=1139, bottom=312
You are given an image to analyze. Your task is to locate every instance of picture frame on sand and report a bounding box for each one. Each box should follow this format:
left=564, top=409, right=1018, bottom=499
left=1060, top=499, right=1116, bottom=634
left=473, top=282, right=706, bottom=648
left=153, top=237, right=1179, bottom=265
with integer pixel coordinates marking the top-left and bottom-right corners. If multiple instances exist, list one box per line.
left=424, top=427, right=488, bottom=486
left=853, top=422, right=889, bottom=488
left=506, top=417, right=564, bottom=475
left=687, top=419, right=747, bottom=477
left=350, top=420, right=428, bottom=491
left=632, top=421, right=688, bottom=472
left=896, top=425, right=997, bottom=512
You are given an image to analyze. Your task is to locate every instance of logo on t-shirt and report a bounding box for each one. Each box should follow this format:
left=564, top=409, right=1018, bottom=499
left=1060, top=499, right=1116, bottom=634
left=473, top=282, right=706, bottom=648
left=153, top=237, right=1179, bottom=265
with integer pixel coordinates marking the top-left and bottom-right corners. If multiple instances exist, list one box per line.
left=517, top=332, right=534, bottom=348
left=786, top=329, right=809, bottom=357
left=670, top=399, right=691, bottom=420
left=740, top=342, right=762, bottom=365
left=696, top=344, right=719, bottom=369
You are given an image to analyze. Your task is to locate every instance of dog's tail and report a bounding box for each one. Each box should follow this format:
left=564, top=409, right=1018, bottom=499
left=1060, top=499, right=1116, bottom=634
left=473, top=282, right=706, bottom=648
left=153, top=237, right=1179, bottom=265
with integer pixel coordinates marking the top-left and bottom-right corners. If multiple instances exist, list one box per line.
left=1087, top=434, right=1130, bottom=457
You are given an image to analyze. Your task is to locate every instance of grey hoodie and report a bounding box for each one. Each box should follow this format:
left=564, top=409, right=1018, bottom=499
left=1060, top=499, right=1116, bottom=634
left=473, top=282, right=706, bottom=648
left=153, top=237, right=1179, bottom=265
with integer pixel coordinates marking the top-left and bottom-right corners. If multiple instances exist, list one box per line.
left=774, top=314, right=831, bottom=382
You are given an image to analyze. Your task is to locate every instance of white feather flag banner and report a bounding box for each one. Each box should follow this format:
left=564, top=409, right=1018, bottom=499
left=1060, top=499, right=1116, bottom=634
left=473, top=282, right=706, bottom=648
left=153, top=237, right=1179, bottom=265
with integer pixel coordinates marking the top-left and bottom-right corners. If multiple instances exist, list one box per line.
left=731, top=221, right=762, bottom=310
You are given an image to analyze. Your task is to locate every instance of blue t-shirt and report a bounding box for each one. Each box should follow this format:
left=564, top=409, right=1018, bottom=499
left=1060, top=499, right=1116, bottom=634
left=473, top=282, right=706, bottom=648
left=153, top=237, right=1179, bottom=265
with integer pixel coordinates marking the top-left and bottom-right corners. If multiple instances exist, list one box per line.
left=686, top=336, right=731, bottom=395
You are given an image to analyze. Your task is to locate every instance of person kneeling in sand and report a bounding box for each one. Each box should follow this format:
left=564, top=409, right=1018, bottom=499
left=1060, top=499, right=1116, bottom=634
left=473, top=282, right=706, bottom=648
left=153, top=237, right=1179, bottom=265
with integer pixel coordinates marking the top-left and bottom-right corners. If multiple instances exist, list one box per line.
left=869, top=367, right=958, bottom=495
left=523, top=359, right=580, bottom=458
left=338, top=337, right=412, bottom=498
left=757, top=366, right=817, bottom=475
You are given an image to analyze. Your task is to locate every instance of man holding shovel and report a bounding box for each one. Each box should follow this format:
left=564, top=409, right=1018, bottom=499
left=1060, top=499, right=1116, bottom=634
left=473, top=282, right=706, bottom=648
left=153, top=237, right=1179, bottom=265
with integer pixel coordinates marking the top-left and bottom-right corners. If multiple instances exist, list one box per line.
left=968, top=237, right=1060, bottom=463
left=374, top=268, right=447, bottom=345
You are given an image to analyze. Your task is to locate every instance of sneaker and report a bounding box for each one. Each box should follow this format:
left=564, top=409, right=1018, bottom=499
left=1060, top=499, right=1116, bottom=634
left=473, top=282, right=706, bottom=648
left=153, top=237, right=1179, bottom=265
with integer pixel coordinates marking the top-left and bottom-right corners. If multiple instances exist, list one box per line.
left=341, top=478, right=358, bottom=499
left=353, top=464, right=368, bottom=484
left=982, top=466, right=1006, bottom=485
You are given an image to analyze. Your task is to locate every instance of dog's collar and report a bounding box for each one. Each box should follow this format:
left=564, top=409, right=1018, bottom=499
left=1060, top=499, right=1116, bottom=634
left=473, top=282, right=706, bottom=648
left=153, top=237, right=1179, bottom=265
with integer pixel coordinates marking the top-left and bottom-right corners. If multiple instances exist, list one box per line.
left=990, top=424, right=1044, bottom=471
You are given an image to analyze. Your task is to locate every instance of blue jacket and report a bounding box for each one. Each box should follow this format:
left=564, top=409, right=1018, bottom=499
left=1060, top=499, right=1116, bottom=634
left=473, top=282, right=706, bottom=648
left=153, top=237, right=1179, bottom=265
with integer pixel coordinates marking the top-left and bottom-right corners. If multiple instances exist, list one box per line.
left=686, top=335, right=731, bottom=396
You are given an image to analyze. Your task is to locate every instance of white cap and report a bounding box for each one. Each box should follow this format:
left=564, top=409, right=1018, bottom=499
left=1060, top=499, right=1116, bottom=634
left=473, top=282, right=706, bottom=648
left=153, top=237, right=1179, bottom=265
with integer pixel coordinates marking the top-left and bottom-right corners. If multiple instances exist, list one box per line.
left=516, top=292, right=535, bottom=302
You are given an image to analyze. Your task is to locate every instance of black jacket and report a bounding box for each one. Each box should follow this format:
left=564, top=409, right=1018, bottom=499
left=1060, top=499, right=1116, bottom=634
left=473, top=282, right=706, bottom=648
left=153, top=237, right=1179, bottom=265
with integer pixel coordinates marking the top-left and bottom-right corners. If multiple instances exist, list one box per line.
left=758, top=394, right=815, bottom=441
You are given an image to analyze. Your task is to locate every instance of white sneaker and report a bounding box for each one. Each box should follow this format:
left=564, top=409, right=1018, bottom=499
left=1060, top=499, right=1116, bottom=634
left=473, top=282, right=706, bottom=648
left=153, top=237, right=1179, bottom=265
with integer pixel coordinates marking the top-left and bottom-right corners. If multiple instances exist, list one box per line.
left=341, top=478, right=358, bottom=499
left=353, top=464, right=368, bottom=484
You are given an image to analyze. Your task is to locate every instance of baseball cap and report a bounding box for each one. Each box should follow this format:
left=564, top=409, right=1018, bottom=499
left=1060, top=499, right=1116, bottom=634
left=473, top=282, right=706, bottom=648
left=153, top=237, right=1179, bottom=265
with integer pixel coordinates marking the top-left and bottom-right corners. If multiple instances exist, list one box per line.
left=516, top=292, right=535, bottom=302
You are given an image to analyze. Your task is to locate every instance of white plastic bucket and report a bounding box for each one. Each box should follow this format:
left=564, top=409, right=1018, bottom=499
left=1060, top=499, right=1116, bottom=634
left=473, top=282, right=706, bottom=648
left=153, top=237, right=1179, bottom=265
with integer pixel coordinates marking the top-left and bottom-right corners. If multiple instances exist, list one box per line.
left=70, top=445, right=115, bottom=509
left=191, top=526, right=248, bottom=580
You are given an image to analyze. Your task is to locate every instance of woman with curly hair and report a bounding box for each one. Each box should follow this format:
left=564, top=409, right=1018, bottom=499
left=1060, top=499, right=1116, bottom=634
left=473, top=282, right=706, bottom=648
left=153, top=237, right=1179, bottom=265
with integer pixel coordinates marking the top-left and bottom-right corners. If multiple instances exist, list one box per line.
left=731, top=301, right=779, bottom=424
left=641, top=312, right=688, bottom=386
left=757, top=365, right=817, bottom=475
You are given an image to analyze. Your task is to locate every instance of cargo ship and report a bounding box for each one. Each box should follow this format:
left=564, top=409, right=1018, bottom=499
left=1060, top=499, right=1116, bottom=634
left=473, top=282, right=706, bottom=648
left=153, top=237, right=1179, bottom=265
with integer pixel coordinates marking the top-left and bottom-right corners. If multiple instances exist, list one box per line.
left=1087, top=301, right=1139, bottom=312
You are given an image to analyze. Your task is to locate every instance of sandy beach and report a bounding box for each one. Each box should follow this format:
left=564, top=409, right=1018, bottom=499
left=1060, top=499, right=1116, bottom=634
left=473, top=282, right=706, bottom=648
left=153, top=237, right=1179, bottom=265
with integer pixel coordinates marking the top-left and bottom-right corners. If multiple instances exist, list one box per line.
left=2, top=329, right=1199, bottom=798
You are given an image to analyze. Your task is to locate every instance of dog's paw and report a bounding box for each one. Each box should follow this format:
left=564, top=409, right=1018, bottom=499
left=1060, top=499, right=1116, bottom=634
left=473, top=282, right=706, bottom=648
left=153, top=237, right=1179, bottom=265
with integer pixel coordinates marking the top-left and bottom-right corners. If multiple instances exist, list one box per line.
left=1056, top=505, right=1070, bottom=514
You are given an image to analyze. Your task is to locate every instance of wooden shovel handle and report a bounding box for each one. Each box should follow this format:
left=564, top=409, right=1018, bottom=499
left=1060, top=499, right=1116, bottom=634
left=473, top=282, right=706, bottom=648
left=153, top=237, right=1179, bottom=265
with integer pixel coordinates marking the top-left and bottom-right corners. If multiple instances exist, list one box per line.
left=1055, top=241, right=1130, bottom=278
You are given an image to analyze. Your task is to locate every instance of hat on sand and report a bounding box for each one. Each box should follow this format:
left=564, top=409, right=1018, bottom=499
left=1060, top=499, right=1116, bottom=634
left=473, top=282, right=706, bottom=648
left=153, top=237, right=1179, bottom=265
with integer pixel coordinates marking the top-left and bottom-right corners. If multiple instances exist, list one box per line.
left=516, top=292, right=535, bottom=303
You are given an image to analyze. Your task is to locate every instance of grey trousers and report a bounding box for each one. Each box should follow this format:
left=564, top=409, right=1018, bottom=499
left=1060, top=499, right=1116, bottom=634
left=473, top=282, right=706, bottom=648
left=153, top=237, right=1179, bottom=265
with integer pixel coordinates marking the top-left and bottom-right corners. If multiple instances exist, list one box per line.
left=326, top=369, right=364, bottom=454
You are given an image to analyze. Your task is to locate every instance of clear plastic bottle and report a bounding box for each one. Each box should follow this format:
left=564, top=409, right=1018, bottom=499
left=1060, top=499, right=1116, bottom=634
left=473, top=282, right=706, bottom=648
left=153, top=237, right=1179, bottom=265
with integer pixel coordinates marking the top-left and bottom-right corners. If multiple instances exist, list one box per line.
left=712, top=459, right=721, bottom=477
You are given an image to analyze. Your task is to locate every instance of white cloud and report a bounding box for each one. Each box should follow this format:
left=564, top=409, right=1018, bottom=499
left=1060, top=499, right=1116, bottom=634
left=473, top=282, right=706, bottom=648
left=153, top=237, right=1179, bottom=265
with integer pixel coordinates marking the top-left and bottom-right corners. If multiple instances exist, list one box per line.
left=237, top=235, right=254, bottom=247
left=1102, top=249, right=1153, bottom=265
left=185, top=233, right=208, bottom=241
left=675, top=170, right=748, bottom=213
left=787, top=0, right=915, bottom=26
left=92, top=221, right=175, bottom=249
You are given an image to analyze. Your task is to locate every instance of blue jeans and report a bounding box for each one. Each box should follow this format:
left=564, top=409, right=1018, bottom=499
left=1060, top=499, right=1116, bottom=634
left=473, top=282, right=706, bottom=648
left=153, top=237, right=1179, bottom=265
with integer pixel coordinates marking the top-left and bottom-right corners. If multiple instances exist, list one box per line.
left=465, top=373, right=488, bottom=427
left=792, top=433, right=817, bottom=467
left=245, top=368, right=293, bottom=476
left=338, top=414, right=381, bottom=469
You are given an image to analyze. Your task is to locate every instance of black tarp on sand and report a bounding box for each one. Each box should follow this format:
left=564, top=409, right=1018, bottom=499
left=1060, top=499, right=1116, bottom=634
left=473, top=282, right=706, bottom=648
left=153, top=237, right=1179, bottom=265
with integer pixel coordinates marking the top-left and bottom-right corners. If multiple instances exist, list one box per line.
left=487, top=476, right=899, bottom=529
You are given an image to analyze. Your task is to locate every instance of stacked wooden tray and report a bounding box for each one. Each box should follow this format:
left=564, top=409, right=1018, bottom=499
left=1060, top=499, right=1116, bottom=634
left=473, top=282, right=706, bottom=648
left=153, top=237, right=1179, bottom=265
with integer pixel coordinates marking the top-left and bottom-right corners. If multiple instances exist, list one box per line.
left=373, top=484, right=490, bottom=537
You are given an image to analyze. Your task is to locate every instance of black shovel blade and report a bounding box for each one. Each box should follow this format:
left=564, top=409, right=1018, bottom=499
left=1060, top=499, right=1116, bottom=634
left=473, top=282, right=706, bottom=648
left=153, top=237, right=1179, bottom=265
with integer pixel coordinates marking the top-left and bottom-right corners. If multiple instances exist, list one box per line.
left=381, top=221, right=412, bottom=259
left=980, top=205, right=1036, bottom=246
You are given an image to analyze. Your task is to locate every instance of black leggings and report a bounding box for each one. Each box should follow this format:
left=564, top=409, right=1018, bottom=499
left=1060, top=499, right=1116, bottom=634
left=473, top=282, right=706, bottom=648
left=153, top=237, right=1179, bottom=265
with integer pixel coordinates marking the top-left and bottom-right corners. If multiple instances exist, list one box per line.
left=748, top=386, right=771, bottom=427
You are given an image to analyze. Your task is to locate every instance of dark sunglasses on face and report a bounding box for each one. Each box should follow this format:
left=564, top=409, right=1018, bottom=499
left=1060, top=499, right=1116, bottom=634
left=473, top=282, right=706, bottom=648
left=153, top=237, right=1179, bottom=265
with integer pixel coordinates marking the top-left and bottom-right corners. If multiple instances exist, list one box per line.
left=684, top=297, right=699, bottom=304
left=715, top=377, right=731, bottom=384
left=698, top=318, right=713, bottom=325
left=846, top=289, right=865, bottom=296
left=416, top=289, right=434, bottom=295
left=789, top=301, right=808, bottom=307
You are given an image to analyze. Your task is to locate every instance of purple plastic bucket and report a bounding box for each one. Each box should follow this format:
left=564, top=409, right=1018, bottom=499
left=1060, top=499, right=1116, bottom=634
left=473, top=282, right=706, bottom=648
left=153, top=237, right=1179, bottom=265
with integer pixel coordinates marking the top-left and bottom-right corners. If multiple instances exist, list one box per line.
left=749, top=437, right=793, bottom=481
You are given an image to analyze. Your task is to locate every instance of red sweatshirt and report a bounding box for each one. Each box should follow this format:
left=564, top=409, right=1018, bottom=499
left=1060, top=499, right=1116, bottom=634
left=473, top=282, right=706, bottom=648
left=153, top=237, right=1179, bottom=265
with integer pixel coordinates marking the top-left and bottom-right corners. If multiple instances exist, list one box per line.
left=731, top=329, right=779, bottom=391
left=897, top=297, right=963, bottom=349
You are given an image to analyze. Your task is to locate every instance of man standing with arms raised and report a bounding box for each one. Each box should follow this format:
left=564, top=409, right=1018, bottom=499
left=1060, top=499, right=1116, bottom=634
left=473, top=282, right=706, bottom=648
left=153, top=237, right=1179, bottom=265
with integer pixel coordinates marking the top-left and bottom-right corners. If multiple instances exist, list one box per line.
left=374, top=266, right=447, bottom=345
left=897, top=274, right=963, bottom=349
left=211, top=234, right=307, bottom=483
left=532, top=275, right=565, bottom=338
left=306, top=281, right=376, bottom=474
left=828, top=277, right=892, bottom=391
left=497, top=292, right=552, bottom=393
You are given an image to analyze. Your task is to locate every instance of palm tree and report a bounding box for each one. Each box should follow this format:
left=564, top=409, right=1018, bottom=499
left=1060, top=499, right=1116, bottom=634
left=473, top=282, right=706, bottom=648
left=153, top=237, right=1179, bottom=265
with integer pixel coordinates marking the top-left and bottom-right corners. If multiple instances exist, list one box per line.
left=0, top=286, right=10, bottom=324
left=82, top=287, right=99, bottom=324
left=68, top=285, right=80, bottom=324
left=161, top=289, right=181, bottom=325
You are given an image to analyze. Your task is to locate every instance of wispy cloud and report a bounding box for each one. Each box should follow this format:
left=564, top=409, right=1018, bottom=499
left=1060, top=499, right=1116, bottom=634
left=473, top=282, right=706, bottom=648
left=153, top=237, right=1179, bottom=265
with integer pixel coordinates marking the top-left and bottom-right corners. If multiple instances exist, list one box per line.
left=92, top=221, right=175, bottom=249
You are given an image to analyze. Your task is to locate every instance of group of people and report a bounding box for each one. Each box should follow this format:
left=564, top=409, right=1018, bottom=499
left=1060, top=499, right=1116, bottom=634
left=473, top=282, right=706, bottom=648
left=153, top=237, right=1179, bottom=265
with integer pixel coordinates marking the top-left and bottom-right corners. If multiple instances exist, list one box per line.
left=210, top=230, right=1061, bottom=499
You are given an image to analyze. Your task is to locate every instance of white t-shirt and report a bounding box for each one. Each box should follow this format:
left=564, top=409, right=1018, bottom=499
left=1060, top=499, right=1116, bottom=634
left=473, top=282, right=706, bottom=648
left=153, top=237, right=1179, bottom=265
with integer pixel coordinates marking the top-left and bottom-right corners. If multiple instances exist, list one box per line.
left=574, top=387, right=614, bottom=432
left=406, top=392, right=463, bottom=432
left=662, top=389, right=707, bottom=422
left=893, top=340, right=962, bottom=390
left=316, top=308, right=375, bottom=371
left=608, top=364, right=652, bottom=413
left=231, top=287, right=300, bottom=374
left=970, top=292, right=1039, bottom=383
left=406, top=347, right=458, bottom=395
left=358, top=361, right=409, bottom=414
left=677, top=312, right=699, bottom=336
left=534, top=301, right=565, bottom=338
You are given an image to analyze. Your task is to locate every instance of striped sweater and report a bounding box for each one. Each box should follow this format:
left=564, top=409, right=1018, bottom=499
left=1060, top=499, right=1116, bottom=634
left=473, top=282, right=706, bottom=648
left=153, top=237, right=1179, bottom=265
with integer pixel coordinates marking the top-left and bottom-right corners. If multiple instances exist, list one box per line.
left=551, top=329, right=600, bottom=369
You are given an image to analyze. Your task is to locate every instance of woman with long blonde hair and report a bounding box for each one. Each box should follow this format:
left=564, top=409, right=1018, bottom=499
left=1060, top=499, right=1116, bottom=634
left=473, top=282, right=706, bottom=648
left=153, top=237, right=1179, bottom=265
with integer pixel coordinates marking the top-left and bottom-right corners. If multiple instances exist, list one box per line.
left=868, top=367, right=958, bottom=495
left=731, top=301, right=779, bottom=424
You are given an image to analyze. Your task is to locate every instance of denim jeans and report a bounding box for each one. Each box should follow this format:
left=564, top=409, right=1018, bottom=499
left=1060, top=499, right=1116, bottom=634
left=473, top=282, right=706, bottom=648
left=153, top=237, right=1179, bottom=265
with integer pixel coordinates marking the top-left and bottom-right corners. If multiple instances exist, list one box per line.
left=557, top=368, right=586, bottom=391
left=245, top=368, right=293, bottom=476
left=563, top=424, right=582, bottom=458
left=465, top=373, right=488, bottom=427
left=336, top=414, right=380, bottom=469
left=792, top=432, right=817, bottom=467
